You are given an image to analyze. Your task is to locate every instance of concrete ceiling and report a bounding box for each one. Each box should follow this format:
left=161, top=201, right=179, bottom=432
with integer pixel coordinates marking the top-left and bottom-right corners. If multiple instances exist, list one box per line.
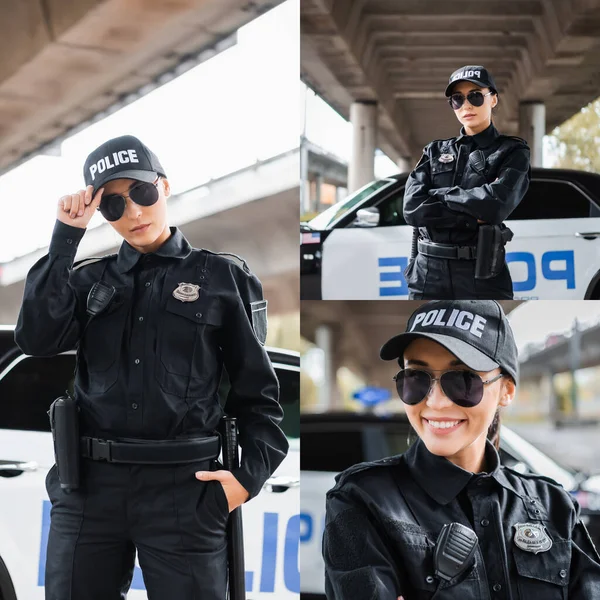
left=0, top=0, right=281, bottom=173
left=301, top=300, right=523, bottom=387
left=301, top=0, right=600, bottom=163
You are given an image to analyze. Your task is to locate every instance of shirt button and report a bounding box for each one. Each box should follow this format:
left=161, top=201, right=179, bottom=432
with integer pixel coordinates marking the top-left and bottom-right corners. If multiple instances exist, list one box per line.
left=131, top=403, right=138, bottom=410
left=559, top=569, right=567, bottom=578
left=66, top=238, right=73, bottom=245
left=196, top=312, right=203, bottom=319
left=134, top=358, right=140, bottom=365
left=145, top=282, right=151, bottom=288
left=534, top=509, right=541, bottom=514
left=481, top=519, right=489, bottom=527
left=493, top=583, right=502, bottom=592
left=138, top=316, right=144, bottom=322
left=425, top=576, right=434, bottom=584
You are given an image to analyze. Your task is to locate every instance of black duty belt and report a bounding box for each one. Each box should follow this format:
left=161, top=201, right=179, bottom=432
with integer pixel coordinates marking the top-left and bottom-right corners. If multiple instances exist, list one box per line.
left=418, top=239, right=477, bottom=260
left=80, top=435, right=220, bottom=464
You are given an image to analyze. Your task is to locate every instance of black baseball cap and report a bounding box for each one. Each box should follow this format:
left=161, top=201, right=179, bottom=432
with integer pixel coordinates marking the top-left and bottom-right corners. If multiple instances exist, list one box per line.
left=83, top=135, right=166, bottom=193
left=445, top=65, right=498, bottom=97
left=380, top=300, right=518, bottom=382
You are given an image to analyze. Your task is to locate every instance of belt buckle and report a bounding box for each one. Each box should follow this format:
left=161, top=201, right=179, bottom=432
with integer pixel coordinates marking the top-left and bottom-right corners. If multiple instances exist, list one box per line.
left=456, top=246, right=472, bottom=260
left=93, top=439, right=112, bottom=462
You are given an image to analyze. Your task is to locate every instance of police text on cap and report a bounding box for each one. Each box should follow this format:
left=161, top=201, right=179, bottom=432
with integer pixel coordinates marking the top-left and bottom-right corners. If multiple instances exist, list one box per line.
left=410, top=308, right=487, bottom=338
left=89, top=150, right=139, bottom=181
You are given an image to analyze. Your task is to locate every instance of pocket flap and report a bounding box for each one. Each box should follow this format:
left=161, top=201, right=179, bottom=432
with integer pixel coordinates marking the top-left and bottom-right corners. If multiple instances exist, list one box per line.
left=513, top=539, right=571, bottom=586
left=165, top=295, right=221, bottom=326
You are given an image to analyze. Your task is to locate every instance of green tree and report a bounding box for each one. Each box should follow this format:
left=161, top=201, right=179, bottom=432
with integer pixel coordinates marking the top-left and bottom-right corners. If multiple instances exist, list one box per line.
left=547, top=98, right=600, bottom=172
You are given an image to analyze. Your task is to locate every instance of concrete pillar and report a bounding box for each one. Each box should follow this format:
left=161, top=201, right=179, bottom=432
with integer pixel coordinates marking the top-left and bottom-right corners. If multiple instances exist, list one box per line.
left=316, top=324, right=335, bottom=411
left=397, top=157, right=412, bottom=174
left=314, top=173, right=324, bottom=213
left=519, top=101, right=545, bottom=167
left=349, top=101, right=377, bottom=193
left=300, top=138, right=310, bottom=215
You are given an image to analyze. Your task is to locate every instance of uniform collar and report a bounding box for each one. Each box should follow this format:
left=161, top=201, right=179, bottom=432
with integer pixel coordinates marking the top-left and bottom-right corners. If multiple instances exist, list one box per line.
left=404, top=437, right=501, bottom=505
left=116, top=227, right=192, bottom=273
left=455, top=122, right=499, bottom=148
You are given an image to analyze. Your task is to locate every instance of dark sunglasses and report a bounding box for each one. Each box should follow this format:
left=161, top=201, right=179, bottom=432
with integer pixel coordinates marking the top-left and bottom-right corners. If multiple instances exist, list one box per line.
left=98, top=178, right=160, bottom=222
left=448, top=91, right=494, bottom=111
left=393, top=368, right=504, bottom=408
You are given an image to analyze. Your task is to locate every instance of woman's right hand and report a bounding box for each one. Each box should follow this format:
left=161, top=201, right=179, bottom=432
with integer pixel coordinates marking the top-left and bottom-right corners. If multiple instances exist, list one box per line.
left=56, top=185, right=103, bottom=229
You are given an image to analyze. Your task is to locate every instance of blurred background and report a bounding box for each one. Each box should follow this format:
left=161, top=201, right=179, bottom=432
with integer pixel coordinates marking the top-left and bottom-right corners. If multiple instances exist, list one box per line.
left=0, top=0, right=301, bottom=351
left=300, top=300, right=600, bottom=598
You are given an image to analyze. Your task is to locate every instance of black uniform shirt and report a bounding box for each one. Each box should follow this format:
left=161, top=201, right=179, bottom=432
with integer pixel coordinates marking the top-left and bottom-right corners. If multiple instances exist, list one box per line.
left=324, top=438, right=600, bottom=599
left=15, top=220, right=288, bottom=498
left=403, top=123, right=531, bottom=245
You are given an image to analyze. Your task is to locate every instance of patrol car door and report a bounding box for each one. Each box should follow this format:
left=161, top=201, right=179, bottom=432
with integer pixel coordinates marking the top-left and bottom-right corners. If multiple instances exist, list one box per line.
left=0, top=353, right=75, bottom=600
left=320, top=182, right=414, bottom=300
left=504, top=177, right=600, bottom=299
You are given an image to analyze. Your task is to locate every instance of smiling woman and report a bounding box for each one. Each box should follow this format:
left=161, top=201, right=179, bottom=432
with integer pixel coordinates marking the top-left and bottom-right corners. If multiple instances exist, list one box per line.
left=322, top=300, right=600, bottom=600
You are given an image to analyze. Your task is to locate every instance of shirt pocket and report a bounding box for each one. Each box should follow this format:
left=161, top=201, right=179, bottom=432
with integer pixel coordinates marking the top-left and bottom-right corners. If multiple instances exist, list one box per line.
left=80, top=287, right=128, bottom=394
left=154, top=291, right=222, bottom=398
left=513, top=539, right=570, bottom=600
left=430, top=159, right=455, bottom=188
left=394, top=523, right=481, bottom=600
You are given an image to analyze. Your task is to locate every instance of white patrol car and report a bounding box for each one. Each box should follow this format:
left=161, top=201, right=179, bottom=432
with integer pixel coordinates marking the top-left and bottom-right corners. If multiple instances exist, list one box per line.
left=299, top=411, right=600, bottom=599
left=0, top=326, right=299, bottom=600
left=300, top=168, right=600, bottom=300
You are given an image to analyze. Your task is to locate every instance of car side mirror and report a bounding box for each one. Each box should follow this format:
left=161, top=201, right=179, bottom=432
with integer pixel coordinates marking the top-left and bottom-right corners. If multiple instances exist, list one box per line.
left=356, top=208, right=380, bottom=227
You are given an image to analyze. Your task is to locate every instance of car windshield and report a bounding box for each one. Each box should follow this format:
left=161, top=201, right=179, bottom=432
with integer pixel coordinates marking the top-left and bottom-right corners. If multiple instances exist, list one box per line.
left=307, top=179, right=394, bottom=230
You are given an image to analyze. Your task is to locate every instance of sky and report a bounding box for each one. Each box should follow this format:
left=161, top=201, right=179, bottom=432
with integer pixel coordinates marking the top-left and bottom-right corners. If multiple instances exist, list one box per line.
left=0, top=0, right=299, bottom=263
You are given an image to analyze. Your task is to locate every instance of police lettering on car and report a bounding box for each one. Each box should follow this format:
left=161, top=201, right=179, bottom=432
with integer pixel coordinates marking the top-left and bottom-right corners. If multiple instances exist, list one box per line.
left=323, top=300, right=600, bottom=599
left=403, top=65, right=532, bottom=300
left=14, top=134, right=288, bottom=600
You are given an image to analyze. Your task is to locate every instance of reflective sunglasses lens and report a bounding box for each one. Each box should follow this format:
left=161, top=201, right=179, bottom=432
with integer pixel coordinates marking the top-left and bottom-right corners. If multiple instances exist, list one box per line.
left=467, top=91, right=485, bottom=107
left=395, top=369, right=432, bottom=405
left=450, top=94, right=464, bottom=110
left=130, top=182, right=159, bottom=207
left=440, top=371, right=484, bottom=407
left=99, top=194, right=125, bottom=222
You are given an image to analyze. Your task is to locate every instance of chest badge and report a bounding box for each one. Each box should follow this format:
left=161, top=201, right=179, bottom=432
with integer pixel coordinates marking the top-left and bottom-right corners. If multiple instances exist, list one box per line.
left=513, top=523, right=552, bottom=554
left=438, top=154, right=455, bottom=163
left=172, top=282, right=200, bottom=302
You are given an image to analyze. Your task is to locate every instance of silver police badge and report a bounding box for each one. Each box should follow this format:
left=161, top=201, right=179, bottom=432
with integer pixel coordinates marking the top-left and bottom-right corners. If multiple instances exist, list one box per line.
left=172, top=282, right=200, bottom=302
left=439, top=154, right=455, bottom=163
left=513, top=523, right=552, bottom=554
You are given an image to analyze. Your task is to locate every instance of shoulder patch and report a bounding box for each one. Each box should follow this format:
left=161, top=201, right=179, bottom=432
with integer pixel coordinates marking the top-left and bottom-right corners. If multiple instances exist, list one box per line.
left=202, top=249, right=250, bottom=274
left=330, top=455, right=403, bottom=493
left=72, top=254, right=116, bottom=271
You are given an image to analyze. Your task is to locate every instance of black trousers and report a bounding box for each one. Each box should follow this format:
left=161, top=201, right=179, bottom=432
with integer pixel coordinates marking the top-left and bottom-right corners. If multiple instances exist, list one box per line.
left=405, top=254, right=514, bottom=300
left=44, top=457, right=229, bottom=600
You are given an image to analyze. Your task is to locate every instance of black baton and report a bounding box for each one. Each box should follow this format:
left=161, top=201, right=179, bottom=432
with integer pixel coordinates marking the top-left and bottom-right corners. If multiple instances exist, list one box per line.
left=221, top=416, right=246, bottom=600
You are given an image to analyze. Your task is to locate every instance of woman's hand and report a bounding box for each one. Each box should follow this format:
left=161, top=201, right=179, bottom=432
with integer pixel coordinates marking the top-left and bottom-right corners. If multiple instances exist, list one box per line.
left=195, top=469, right=250, bottom=512
left=57, top=185, right=103, bottom=229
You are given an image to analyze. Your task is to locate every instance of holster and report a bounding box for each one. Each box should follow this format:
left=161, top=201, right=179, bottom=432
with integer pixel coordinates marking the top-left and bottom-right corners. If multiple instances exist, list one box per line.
left=48, top=394, right=80, bottom=493
left=475, top=224, right=514, bottom=280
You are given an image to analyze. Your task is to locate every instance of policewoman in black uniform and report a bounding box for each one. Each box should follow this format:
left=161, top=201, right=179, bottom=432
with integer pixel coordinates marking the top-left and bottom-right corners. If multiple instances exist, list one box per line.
left=15, top=135, right=288, bottom=599
left=403, top=66, right=531, bottom=300
left=323, top=300, right=600, bottom=599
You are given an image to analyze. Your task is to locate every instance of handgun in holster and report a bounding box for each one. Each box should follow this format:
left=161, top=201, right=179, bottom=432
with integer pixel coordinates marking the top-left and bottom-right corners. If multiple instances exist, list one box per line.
left=48, top=394, right=80, bottom=493
left=219, top=416, right=246, bottom=600
left=475, top=224, right=514, bottom=280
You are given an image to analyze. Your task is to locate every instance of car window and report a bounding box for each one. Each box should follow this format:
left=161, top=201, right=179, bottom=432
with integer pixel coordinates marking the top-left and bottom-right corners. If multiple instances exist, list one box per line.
left=509, top=179, right=593, bottom=220
left=372, top=187, right=407, bottom=227
left=301, top=422, right=410, bottom=471
left=308, top=179, right=394, bottom=230
left=0, top=354, right=74, bottom=432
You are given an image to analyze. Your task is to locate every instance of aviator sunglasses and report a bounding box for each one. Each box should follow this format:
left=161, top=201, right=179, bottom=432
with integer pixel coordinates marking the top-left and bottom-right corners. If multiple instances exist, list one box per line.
left=448, top=90, right=494, bottom=111
left=98, top=178, right=161, bottom=222
left=393, top=368, right=504, bottom=408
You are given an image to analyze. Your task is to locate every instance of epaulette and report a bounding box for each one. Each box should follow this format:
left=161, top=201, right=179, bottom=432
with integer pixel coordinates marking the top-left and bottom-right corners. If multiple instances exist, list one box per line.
left=329, top=455, right=403, bottom=493
left=202, top=249, right=250, bottom=274
left=500, top=134, right=530, bottom=148
left=72, top=254, right=117, bottom=271
left=503, top=465, right=564, bottom=489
